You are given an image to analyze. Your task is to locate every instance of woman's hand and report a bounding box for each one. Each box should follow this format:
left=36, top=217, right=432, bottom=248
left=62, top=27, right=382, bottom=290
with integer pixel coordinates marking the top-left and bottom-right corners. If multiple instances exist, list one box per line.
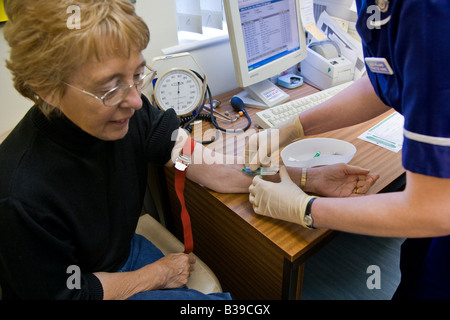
left=151, top=253, right=196, bottom=290
left=300, top=163, right=379, bottom=197
left=93, top=252, right=196, bottom=300
left=271, top=163, right=379, bottom=197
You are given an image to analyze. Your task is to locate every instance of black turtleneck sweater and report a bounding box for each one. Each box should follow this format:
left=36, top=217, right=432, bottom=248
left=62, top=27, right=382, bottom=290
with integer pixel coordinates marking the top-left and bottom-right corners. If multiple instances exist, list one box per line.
left=0, top=95, right=179, bottom=299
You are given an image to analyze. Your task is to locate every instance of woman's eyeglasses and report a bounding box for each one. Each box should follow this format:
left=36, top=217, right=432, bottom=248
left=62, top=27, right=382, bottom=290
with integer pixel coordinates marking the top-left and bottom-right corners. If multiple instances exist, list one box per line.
left=64, top=67, right=155, bottom=107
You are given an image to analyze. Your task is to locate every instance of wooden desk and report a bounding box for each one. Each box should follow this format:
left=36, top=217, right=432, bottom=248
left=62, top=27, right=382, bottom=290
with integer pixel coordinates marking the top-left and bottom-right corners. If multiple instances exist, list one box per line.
left=161, top=83, right=405, bottom=300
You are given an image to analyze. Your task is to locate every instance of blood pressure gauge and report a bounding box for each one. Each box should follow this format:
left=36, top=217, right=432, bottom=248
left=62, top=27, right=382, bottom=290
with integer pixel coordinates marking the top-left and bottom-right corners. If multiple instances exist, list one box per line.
left=153, top=68, right=204, bottom=116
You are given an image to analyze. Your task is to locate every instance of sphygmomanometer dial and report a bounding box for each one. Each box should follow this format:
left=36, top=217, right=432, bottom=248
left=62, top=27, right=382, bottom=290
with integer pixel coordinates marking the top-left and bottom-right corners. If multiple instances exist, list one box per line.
left=154, top=68, right=203, bottom=116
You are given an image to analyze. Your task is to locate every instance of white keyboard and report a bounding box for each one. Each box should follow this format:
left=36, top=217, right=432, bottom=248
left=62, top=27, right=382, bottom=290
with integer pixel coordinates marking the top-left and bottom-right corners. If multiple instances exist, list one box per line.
left=254, top=81, right=353, bottom=129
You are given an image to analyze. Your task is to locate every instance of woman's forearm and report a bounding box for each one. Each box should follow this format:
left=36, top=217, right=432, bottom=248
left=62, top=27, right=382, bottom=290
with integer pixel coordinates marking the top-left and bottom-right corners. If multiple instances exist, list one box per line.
left=94, top=266, right=162, bottom=300
left=94, top=252, right=194, bottom=300
left=188, top=161, right=253, bottom=194
left=312, top=171, right=450, bottom=238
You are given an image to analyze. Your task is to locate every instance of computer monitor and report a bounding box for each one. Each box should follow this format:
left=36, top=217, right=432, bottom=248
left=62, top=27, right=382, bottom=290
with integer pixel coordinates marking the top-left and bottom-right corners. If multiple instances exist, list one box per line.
left=224, top=0, right=307, bottom=108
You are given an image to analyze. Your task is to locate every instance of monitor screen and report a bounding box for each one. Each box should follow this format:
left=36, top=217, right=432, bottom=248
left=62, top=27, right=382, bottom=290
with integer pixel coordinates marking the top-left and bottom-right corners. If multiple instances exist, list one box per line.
left=241, top=0, right=301, bottom=72
left=224, top=0, right=307, bottom=107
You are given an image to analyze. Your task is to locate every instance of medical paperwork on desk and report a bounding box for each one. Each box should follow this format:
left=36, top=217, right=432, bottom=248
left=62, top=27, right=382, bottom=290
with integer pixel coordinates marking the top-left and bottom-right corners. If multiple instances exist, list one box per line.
left=358, top=112, right=404, bottom=153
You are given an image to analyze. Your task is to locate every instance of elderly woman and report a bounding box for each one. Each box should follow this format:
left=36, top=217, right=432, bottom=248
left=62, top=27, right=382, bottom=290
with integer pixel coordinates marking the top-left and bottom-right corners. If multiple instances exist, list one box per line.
left=0, top=0, right=377, bottom=300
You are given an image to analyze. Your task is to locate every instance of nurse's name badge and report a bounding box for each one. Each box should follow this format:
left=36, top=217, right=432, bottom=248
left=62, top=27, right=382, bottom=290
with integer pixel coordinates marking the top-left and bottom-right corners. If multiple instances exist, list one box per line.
left=365, top=57, right=394, bottom=75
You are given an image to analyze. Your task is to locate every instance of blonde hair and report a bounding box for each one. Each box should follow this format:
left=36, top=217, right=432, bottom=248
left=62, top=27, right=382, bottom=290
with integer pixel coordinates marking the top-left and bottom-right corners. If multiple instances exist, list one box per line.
left=3, top=0, right=150, bottom=117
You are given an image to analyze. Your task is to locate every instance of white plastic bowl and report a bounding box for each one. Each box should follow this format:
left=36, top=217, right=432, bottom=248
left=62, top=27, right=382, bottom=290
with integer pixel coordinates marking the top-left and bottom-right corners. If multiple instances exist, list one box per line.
left=281, top=138, right=356, bottom=168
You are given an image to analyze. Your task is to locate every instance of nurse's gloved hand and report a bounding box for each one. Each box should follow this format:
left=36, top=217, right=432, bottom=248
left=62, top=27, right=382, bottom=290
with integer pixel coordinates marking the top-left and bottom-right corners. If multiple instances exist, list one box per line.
left=245, top=115, right=304, bottom=171
left=249, top=166, right=317, bottom=228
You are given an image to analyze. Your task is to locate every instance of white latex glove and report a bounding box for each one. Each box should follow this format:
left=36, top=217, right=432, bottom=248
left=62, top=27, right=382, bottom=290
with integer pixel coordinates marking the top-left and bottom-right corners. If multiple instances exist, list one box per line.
left=249, top=166, right=317, bottom=228
left=245, top=115, right=304, bottom=171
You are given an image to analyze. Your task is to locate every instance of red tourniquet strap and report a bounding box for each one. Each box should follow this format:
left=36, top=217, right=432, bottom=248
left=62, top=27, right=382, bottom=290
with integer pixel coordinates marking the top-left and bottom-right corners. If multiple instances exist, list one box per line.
left=174, top=138, right=196, bottom=253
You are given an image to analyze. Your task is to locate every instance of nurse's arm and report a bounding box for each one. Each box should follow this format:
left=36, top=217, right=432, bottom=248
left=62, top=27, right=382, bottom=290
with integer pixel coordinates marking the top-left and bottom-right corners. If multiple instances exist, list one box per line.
left=312, top=171, right=450, bottom=238
left=299, top=75, right=391, bottom=136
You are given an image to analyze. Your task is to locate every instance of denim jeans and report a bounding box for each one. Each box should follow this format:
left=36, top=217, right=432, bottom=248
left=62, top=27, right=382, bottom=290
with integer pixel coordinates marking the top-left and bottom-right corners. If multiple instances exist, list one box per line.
left=118, top=233, right=232, bottom=300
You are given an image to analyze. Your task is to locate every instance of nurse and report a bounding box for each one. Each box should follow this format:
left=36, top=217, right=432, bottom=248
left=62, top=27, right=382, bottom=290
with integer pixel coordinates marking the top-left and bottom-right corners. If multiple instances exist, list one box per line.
left=248, top=0, right=450, bottom=299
